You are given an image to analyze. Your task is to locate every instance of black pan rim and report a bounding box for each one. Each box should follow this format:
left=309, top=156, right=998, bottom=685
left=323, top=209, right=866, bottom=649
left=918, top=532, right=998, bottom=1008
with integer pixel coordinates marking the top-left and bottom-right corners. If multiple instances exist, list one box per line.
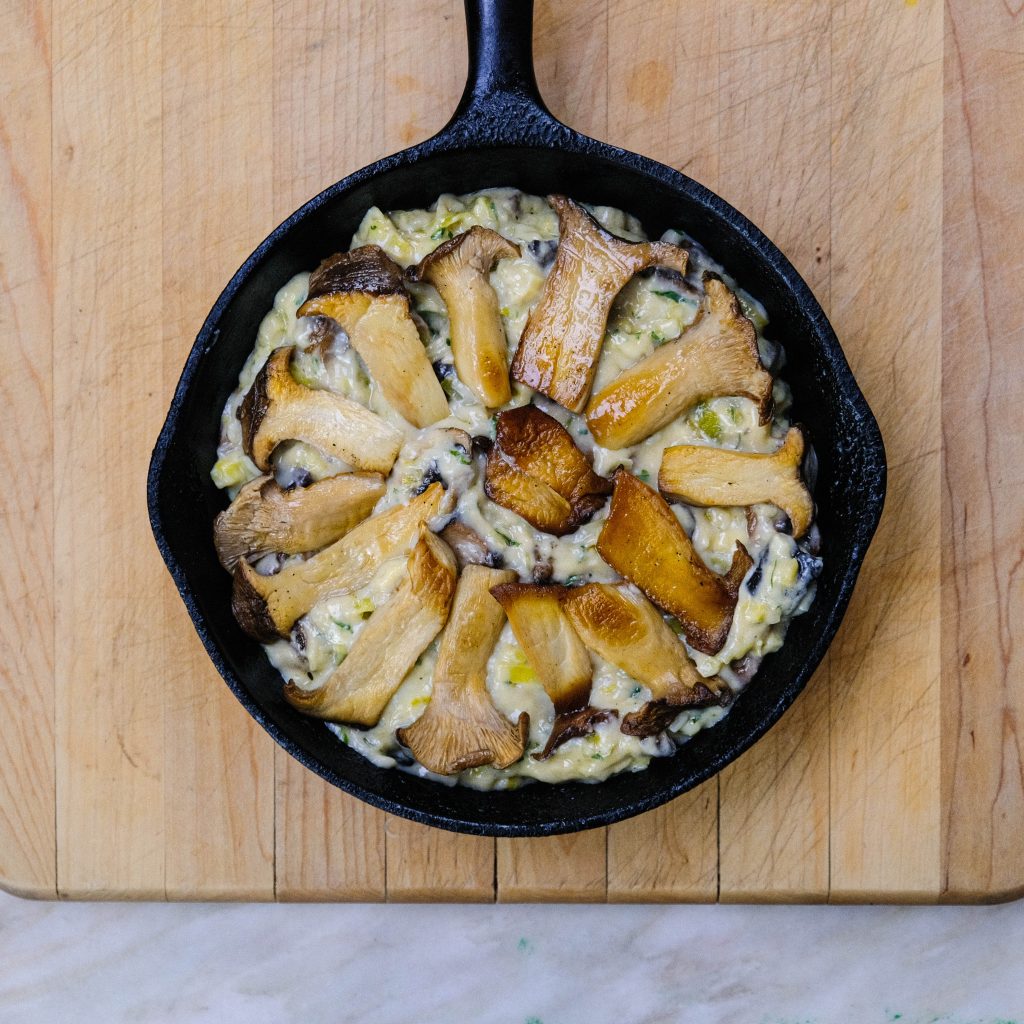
left=148, top=122, right=886, bottom=838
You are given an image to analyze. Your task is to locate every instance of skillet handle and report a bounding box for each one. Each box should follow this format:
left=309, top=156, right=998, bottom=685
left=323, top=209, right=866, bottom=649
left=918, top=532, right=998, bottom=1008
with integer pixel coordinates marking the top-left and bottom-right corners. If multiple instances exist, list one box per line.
left=442, top=0, right=563, bottom=145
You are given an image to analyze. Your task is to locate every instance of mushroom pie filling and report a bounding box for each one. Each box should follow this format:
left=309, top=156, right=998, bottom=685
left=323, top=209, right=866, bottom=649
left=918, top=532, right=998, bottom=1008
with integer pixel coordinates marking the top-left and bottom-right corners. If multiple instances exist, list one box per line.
left=212, top=188, right=821, bottom=790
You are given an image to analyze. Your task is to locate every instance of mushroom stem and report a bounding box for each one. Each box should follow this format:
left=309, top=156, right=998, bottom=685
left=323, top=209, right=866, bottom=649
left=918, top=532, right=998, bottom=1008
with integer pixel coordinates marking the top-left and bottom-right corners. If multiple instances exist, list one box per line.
left=397, top=565, right=529, bottom=775
left=283, top=528, right=457, bottom=726
left=231, top=482, right=446, bottom=641
left=240, top=346, right=402, bottom=474
left=298, top=246, right=449, bottom=428
left=597, top=469, right=752, bottom=655
left=586, top=276, right=773, bottom=449
left=511, top=195, right=689, bottom=413
left=490, top=581, right=611, bottom=760
left=409, top=226, right=521, bottom=408
left=560, top=583, right=724, bottom=738
left=214, top=472, right=385, bottom=571
left=658, top=426, right=813, bottom=538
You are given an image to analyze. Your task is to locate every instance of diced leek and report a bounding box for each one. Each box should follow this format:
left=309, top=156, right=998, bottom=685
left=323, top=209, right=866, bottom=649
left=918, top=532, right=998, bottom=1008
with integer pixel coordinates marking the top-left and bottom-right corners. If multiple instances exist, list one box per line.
left=508, top=662, right=536, bottom=684
left=354, top=596, right=375, bottom=619
left=211, top=453, right=257, bottom=490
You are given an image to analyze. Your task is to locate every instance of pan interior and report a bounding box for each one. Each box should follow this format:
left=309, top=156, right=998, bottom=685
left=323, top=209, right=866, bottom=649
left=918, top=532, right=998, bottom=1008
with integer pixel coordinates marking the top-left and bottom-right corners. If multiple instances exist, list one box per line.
left=152, top=143, right=881, bottom=835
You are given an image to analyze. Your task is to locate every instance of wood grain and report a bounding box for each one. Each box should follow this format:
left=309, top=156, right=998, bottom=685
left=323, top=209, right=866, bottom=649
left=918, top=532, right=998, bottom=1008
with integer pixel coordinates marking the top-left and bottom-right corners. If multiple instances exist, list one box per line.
left=607, top=782, right=718, bottom=902
left=0, top=0, right=1019, bottom=903
left=828, top=0, right=944, bottom=902
left=160, top=0, right=277, bottom=901
left=0, top=0, right=55, bottom=899
left=716, top=0, right=831, bottom=903
left=941, top=0, right=1024, bottom=902
left=52, top=0, right=168, bottom=899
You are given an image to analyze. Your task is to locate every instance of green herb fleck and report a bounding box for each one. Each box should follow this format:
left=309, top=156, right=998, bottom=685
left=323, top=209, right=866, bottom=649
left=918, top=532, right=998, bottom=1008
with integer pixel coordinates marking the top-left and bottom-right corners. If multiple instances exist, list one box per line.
left=495, top=530, right=519, bottom=547
left=333, top=620, right=353, bottom=632
left=440, top=377, right=455, bottom=398
left=653, top=288, right=683, bottom=302
left=564, top=574, right=585, bottom=587
left=591, top=752, right=605, bottom=760
left=450, top=447, right=471, bottom=465
left=650, top=330, right=665, bottom=345
left=638, top=469, right=650, bottom=482
left=667, top=616, right=685, bottom=636
left=339, top=730, right=349, bottom=744
left=630, top=685, right=642, bottom=697
left=431, top=226, right=453, bottom=241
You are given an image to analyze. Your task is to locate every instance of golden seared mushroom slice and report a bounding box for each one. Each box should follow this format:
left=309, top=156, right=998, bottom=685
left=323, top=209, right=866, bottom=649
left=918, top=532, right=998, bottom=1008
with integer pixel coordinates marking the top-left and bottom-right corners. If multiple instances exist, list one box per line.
left=597, top=470, right=752, bottom=656
left=560, top=583, right=725, bottom=739
left=586, top=276, right=774, bottom=449
left=397, top=566, right=529, bottom=775
left=659, top=426, right=814, bottom=538
left=232, top=482, right=446, bottom=641
left=439, top=521, right=503, bottom=570
left=510, top=195, right=689, bottom=412
left=484, top=406, right=612, bottom=536
left=283, top=528, right=457, bottom=726
left=409, top=226, right=521, bottom=408
left=240, top=346, right=402, bottom=474
left=491, top=582, right=612, bottom=760
left=297, top=246, right=449, bottom=428
left=214, top=472, right=385, bottom=571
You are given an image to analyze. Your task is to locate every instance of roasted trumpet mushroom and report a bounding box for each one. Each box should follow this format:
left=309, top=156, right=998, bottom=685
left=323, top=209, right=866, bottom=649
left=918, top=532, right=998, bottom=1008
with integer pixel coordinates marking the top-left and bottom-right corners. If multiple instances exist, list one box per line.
left=409, top=227, right=521, bottom=408
left=586, top=276, right=773, bottom=449
left=397, top=566, right=529, bottom=775
left=659, top=426, right=814, bottom=538
left=491, top=582, right=611, bottom=759
left=231, top=483, right=446, bottom=642
left=214, top=472, right=385, bottom=571
left=597, top=470, right=752, bottom=655
left=560, top=583, right=724, bottom=739
left=283, top=528, right=457, bottom=726
left=439, top=520, right=503, bottom=570
left=484, top=405, right=611, bottom=535
left=240, top=346, right=402, bottom=474
left=297, top=246, right=449, bottom=427
left=511, top=195, right=689, bottom=412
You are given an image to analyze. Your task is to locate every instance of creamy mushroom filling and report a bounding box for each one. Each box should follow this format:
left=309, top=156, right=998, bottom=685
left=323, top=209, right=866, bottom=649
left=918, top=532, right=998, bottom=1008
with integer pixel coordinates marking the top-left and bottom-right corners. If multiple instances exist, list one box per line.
left=212, top=188, right=821, bottom=790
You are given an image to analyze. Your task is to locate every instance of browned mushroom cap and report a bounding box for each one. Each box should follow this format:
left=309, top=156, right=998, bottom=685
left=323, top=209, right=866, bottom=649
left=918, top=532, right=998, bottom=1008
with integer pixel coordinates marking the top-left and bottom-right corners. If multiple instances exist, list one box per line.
left=597, top=470, right=752, bottom=655
left=283, top=528, right=457, bottom=726
left=510, top=195, right=688, bottom=413
left=490, top=582, right=611, bottom=759
left=297, top=246, right=449, bottom=428
left=214, top=472, right=385, bottom=571
left=484, top=406, right=611, bottom=535
left=560, top=583, right=724, bottom=739
left=231, top=482, right=446, bottom=641
left=409, top=227, right=521, bottom=408
left=586, top=276, right=773, bottom=449
left=240, top=346, right=403, bottom=474
left=396, top=565, right=529, bottom=775
left=659, top=426, right=814, bottom=538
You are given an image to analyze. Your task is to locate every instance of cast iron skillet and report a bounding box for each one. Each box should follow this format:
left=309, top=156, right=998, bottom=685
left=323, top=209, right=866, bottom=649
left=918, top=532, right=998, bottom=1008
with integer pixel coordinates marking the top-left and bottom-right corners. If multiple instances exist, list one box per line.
left=148, top=0, right=885, bottom=837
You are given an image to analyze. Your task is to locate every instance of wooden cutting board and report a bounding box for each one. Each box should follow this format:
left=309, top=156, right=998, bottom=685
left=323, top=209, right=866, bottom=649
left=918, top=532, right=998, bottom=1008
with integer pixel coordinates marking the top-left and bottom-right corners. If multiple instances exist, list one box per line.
left=1, top=0, right=1020, bottom=903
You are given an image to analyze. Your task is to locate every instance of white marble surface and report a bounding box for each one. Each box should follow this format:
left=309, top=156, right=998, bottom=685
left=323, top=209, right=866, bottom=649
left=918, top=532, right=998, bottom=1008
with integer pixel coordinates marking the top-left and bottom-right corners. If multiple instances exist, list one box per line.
left=1, top=891, right=1023, bottom=1023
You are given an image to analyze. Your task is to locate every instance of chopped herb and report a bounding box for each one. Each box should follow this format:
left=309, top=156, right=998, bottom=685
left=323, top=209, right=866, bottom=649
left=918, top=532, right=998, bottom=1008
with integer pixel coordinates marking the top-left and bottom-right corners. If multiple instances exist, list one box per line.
left=450, top=447, right=471, bottom=465
left=495, top=530, right=519, bottom=546
left=369, top=224, right=377, bottom=232
left=638, top=469, right=650, bottom=482
left=440, top=376, right=455, bottom=398
left=333, top=620, right=353, bottom=632
left=667, top=616, right=685, bottom=636
left=564, top=574, right=585, bottom=586
left=339, top=730, right=349, bottom=744
left=431, top=226, right=453, bottom=241
left=650, top=330, right=665, bottom=345
left=652, top=288, right=684, bottom=302
left=591, top=752, right=605, bottom=760
left=630, top=685, right=642, bottom=697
